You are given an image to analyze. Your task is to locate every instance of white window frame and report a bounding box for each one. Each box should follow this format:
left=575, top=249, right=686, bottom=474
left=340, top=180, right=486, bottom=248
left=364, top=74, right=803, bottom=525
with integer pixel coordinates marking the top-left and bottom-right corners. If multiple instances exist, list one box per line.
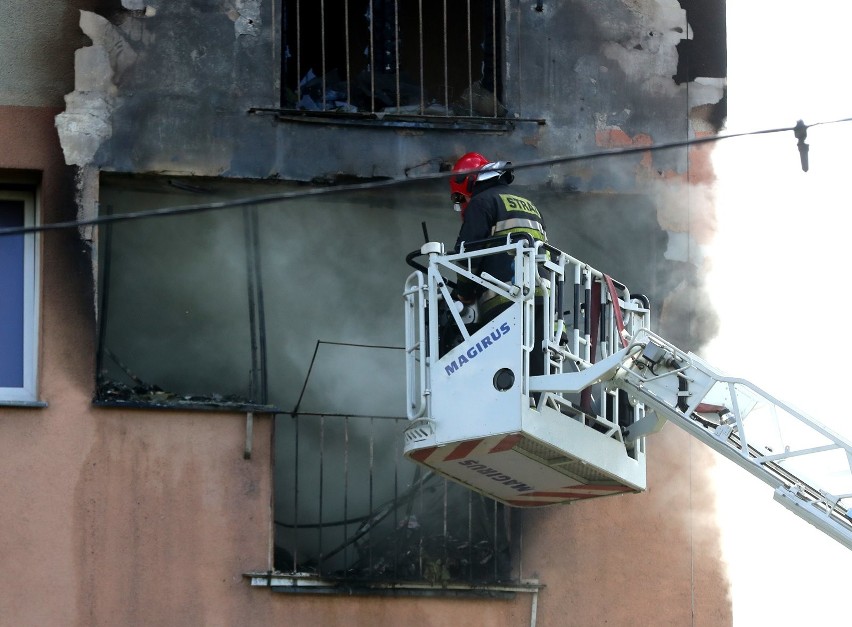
left=0, top=189, right=39, bottom=403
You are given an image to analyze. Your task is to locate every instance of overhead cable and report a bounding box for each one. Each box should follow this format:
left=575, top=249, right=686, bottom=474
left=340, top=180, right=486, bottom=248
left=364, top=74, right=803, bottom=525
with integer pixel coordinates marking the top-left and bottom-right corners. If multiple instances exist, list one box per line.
left=2, top=116, right=850, bottom=238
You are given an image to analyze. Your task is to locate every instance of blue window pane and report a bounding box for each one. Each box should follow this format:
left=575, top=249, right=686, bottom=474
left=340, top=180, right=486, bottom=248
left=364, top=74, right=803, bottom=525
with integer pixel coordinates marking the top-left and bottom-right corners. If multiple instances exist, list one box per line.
left=0, top=200, right=25, bottom=388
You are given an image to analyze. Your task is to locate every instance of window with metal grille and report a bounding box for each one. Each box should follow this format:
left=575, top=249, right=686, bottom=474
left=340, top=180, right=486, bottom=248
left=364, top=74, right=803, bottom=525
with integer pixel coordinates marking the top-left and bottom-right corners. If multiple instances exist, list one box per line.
left=275, top=415, right=518, bottom=586
left=274, top=343, right=520, bottom=589
left=281, top=0, right=506, bottom=119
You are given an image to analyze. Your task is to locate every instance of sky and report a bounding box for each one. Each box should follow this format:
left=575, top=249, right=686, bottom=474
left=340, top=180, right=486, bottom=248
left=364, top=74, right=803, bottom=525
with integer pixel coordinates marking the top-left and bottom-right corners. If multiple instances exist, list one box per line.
left=705, top=1, right=852, bottom=623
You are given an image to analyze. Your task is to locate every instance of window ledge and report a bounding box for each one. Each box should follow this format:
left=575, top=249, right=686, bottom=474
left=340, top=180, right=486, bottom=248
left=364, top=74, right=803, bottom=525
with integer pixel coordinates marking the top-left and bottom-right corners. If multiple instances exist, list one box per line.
left=249, top=107, right=546, bottom=132
left=93, top=399, right=281, bottom=414
left=244, top=571, right=543, bottom=599
left=0, top=400, right=48, bottom=409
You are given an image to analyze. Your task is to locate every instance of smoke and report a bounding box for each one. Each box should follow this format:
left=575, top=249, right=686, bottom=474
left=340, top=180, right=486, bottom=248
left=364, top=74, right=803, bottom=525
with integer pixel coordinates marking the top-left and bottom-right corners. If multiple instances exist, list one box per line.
left=648, top=177, right=721, bottom=352
left=515, top=156, right=729, bottom=621
left=99, top=175, right=512, bottom=578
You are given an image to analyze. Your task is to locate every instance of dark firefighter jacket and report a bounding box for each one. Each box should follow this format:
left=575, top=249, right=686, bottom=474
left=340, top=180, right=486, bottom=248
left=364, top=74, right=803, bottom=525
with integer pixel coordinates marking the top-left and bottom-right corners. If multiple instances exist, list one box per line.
left=453, top=179, right=547, bottom=315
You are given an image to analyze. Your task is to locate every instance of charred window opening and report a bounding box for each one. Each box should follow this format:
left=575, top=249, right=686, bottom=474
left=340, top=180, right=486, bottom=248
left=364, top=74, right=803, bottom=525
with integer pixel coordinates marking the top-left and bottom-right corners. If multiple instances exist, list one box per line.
left=281, top=0, right=506, bottom=118
left=95, top=180, right=274, bottom=411
left=95, top=174, right=521, bottom=589
left=674, top=0, right=727, bottom=84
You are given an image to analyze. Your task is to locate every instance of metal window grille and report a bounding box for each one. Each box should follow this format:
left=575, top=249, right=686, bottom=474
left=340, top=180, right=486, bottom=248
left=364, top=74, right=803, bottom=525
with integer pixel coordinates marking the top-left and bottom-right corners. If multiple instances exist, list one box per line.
left=281, top=0, right=505, bottom=118
left=275, top=414, right=520, bottom=584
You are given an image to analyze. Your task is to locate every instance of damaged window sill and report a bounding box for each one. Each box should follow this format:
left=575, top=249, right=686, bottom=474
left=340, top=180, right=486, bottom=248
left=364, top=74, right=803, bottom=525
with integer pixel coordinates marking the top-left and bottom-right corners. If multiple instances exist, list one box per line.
left=244, top=571, right=543, bottom=600
left=93, top=398, right=280, bottom=414
left=94, top=378, right=280, bottom=414
left=249, top=107, right=545, bottom=132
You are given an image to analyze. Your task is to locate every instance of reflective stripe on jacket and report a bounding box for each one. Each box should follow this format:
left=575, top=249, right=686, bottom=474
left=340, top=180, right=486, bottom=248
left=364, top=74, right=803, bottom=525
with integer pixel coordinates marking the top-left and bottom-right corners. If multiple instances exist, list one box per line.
left=453, top=182, right=547, bottom=311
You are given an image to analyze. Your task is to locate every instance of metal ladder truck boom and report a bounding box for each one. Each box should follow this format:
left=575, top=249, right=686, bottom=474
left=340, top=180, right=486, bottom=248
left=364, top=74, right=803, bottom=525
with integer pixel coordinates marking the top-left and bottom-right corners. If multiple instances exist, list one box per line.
left=403, top=236, right=852, bottom=551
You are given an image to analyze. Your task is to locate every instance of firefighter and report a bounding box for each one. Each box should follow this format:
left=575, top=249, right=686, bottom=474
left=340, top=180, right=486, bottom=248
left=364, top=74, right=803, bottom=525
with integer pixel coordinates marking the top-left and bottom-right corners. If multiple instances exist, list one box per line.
left=449, top=152, right=548, bottom=380
left=450, top=152, right=547, bottom=316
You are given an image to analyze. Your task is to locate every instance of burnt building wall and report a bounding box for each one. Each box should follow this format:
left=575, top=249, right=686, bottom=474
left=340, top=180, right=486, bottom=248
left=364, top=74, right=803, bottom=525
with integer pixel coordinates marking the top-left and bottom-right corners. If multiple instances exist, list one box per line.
left=57, top=0, right=725, bottom=184
left=0, top=0, right=731, bottom=625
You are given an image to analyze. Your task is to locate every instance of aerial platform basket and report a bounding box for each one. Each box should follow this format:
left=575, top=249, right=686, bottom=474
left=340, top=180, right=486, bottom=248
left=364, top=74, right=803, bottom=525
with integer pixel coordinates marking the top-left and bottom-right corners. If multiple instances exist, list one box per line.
left=403, top=238, right=651, bottom=508
left=403, top=238, right=852, bottom=552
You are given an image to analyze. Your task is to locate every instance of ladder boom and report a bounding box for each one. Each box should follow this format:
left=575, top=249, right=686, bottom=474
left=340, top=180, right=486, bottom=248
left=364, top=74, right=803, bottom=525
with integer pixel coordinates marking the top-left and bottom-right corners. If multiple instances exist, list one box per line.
left=599, top=329, right=852, bottom=550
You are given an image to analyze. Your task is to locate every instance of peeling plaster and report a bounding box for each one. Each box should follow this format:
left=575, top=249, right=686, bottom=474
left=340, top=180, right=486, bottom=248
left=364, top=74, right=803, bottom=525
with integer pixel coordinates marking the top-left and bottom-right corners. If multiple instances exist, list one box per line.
left=601, top=0, right=689, bottom=99
left=55, top=10, right=137, bottom=246
left=56, top=11, right=137, bottom=168
left=593, top=115, right=653, bottom=148
left=56, top=70, right=112, bottom=168
left=688, top=77, right=726, bottom=111
left=230, top=0, right=261, bottom=38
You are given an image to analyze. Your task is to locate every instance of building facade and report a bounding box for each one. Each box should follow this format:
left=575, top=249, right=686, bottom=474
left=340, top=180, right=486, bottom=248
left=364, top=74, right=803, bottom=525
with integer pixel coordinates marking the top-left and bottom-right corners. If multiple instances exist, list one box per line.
left=0, top=1, right=730, bottom=625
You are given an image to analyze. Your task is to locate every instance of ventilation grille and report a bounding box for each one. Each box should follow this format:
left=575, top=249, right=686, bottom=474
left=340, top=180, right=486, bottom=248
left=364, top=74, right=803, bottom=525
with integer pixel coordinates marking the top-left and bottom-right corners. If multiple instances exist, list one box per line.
left=404, top=420, right=434, bottom=444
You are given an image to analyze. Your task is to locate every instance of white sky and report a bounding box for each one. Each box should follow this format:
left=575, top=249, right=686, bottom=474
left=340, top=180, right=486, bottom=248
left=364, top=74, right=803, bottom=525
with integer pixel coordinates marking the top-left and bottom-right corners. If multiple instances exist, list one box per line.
left=706, top=1, right=852, bottom=624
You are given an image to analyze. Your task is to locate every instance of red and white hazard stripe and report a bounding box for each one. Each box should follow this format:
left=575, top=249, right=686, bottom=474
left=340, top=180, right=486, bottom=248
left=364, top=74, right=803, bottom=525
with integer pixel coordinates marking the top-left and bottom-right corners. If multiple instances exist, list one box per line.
left=506, top=484, right=633, bottom=507
left=407, top=434, right=522, bottom=464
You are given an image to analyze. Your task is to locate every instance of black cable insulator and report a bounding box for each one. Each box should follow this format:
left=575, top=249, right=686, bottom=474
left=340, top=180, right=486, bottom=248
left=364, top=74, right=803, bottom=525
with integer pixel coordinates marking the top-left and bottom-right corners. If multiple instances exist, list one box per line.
left=794, top=119, right=809, bottom=172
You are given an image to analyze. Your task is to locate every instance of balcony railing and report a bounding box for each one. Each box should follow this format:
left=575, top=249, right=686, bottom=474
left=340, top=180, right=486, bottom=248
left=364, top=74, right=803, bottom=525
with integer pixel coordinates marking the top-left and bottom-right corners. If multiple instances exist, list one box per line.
left=275, top=412, right=522, bottom=586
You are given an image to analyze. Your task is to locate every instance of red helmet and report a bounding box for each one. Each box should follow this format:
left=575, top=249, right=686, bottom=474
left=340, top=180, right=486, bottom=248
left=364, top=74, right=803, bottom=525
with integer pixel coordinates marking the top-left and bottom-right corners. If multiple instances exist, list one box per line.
left=450, top=152, right=489, bottom=214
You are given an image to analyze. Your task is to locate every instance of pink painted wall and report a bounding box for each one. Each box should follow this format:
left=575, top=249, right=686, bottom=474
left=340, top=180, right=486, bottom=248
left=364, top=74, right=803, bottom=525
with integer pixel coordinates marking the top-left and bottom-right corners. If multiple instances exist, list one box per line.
left=524, top=428, right=732, bottom=626
left=0, top=106, right=274, bottom=625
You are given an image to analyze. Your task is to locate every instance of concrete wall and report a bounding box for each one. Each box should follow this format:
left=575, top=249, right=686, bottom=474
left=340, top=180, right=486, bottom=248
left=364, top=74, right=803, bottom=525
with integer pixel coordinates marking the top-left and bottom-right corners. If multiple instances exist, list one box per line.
left=0, top=1, right=95, bottom=107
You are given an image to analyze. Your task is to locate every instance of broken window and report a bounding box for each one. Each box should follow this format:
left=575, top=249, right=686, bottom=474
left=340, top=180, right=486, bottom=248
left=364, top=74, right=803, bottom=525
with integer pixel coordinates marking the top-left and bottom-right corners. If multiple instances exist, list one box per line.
left=96, top=180, right=272, bottom=410
left=281, top=0, right=506, bottom=118
left=96, top=174, right=521, bottom=589
left=0, top=188, right=39, bottom=404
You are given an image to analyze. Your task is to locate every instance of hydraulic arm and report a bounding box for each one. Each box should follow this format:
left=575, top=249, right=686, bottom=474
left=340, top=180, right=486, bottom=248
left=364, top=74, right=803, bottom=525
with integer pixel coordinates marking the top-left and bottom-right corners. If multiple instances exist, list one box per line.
left=531, top=328, right=852, bottom=550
